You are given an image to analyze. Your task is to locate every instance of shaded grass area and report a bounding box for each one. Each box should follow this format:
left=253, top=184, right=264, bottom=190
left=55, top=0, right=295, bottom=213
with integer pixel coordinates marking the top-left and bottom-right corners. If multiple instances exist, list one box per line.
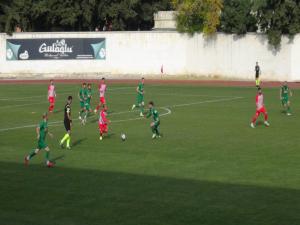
left=0, top=161, right=299, bottom=225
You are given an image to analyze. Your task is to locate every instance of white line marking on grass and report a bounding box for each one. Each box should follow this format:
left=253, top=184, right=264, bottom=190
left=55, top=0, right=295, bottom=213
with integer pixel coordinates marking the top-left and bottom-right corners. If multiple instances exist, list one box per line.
left=0, top=91, right=73, bottom=101
left=109, top=91, right=243, bottom=99
left=167, top=97, right=244, bottom=108
left=0, top=120, right=64, bottom=132
left=0, top=97, right=243, bottom=133
left=0, top=102, right=49, bottom=109
left=0, top=98, right=39, bottom=102
left=0, top=87, right=134, bottom=108
left=0, top=87, right=133, bottom=101
left=112, top=107, right=172, bottom=123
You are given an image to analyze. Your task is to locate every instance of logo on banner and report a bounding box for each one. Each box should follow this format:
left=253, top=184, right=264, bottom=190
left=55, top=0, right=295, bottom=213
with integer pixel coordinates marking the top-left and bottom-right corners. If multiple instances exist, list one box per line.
left=39, top=39, right=73, bottom=58
left=6, top=49, right=13, bottom=60
left=20, top=51, right=29, bottom=60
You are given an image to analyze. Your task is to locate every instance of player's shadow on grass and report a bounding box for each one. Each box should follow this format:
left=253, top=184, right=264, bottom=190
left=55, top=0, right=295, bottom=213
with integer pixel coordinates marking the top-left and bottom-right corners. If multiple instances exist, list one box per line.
left=90, top=118, right=98, bottom=123
left=72, top=138, right=87, bottom=147
left=105, top=133, right=115, bottom=139
left=51, top=155, right=65, bottom=163
left=54, top=109, right=63, bottom=114
left=1, top=162, right=299, bottom=225
left=256, top=121, right=269, bottom=127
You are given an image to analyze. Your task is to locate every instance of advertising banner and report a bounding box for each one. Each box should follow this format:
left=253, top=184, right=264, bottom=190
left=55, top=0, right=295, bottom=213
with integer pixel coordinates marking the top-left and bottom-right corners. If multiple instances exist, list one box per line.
left=6, top=38, right=106, bottom=60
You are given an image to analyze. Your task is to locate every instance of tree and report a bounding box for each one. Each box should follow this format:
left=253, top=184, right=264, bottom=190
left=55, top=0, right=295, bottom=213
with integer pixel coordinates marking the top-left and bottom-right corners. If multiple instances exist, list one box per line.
left=132, top=0, right=172, bottom=30
left=0, top=0, right=35, bottom=33
left=219, top=0, right=257, bottom=35
left=254, top=0, right=300, bottom=48
left=0, top=0, right=171, bottom=33
left=172, top=0, right=223, bottom=36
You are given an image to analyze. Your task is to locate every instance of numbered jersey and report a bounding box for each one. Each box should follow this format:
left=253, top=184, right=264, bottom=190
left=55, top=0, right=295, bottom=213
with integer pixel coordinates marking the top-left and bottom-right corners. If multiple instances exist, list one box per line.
left=64, top=103, right=71, bottom=121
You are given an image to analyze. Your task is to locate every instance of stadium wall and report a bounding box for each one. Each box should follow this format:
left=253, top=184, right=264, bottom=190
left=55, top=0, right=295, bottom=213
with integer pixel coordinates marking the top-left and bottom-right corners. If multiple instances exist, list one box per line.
left=0, top=32, right=298, bottom=81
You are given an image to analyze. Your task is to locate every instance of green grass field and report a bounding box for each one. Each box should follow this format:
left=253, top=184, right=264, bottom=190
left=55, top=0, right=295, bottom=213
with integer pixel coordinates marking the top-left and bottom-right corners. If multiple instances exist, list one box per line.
left=0, top=82, right=299, bottom=225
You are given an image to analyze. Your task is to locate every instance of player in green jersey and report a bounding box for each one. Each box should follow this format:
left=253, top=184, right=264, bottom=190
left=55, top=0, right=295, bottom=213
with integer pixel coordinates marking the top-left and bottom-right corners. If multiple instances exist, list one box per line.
left=280, top=81, right=293, bottom=116
left=78, top=82, right=88, bottom=125
left=145, top=101, right=161, bottom=139
left=132, top=78, right=145, bottom=117
left=85, top=83, right=93, bottom=115
left=24, top=113, right=54, bottom=167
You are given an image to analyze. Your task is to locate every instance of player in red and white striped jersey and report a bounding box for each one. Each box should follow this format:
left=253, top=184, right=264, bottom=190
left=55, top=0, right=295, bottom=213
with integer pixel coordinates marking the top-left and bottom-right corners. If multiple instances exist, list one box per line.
left=251, top=88, right=270, bottom=128
left=48, top=80, right=56, bottom=113
left=98, top=105, right=110, bottom=140
left=94, top=77, right=107, bottom=113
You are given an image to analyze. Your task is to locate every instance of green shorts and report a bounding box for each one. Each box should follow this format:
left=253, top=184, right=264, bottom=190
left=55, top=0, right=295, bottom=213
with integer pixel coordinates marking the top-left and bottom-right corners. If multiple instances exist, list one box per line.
left=85, top=102, right=91, bottom=111
left=137, top=94, right=144, bottom=105
left=80, top=101, right=85, bottom=109
left=153, top=120, right=160, bottom=128
left=282, top=97, right=289, bottom=105
left=37, top=140, right=47, bottom=149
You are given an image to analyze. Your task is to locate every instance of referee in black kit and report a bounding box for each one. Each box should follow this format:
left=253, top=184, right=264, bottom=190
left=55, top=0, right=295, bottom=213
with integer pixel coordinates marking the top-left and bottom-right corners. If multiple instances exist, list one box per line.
left=60, top=96, right=73, bottom=150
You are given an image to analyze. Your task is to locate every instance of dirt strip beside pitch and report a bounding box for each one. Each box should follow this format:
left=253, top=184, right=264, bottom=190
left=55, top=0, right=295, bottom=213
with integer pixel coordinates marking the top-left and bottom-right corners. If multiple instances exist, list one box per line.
left=0, top=79, right=300, bottom=88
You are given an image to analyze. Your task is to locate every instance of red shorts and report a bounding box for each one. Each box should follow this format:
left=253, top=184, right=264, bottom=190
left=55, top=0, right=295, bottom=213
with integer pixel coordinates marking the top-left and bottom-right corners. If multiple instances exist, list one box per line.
left=48, top=97, right=55, bottom=104
left=99, top=124, right=108, bottom=133
left=256, top=107, right=267, bottom=115
left=100, top=97, right=106, bottom=104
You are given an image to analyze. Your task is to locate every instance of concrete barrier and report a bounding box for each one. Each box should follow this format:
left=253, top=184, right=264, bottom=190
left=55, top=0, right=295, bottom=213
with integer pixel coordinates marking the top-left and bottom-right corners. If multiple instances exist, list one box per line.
left=0, top=31, right=298, bottom=81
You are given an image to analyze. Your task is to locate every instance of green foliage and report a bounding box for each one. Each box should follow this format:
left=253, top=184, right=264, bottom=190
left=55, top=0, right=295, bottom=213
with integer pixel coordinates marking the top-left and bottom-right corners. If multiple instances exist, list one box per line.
left=0, top=0, right=34, bottom=33
left=173, top=0, right=300, bottom=48
left=2, top=0, right=300, bottom=49
left=220, top=0, right=257, bottom=35
left=0, top=0, right=171, bottom=33
left=173, top=0, right=223, bottom=35
left=254, top=0, right=300, bottom=48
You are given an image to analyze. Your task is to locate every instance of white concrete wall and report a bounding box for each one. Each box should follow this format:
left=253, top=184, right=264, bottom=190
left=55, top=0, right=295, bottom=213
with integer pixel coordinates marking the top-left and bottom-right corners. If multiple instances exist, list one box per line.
left=186, top=34, right=292, bottom=81
left=154, top=11, right=176, bottom=30
left=0, top=31, right=298, bottom=81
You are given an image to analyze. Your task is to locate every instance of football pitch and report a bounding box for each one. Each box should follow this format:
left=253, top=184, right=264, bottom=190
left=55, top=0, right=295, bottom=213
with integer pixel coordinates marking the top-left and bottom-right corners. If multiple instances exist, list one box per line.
left=0, top=82, right=299, bottom=225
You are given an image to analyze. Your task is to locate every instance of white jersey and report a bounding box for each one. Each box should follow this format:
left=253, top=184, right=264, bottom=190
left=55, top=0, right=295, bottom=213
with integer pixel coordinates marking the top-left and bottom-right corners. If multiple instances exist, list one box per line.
left=48, top=84, right=55, bottom=97
left=99, top=84, right=106, bottom=97
left=256, top=94, right=264, bottom=110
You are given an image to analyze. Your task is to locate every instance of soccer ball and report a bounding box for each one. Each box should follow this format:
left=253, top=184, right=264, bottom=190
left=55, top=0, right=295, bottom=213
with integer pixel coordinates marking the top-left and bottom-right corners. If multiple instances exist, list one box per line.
left=121, top=133, right=126, bottom=141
